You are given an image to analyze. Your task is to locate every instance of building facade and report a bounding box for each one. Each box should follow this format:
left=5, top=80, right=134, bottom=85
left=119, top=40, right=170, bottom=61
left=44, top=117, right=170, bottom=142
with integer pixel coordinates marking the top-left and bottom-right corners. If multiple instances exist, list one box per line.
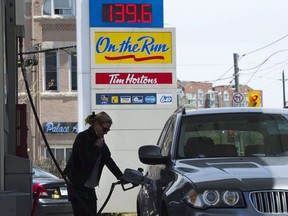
left=177, top=80, right=263, bottom=108
left=18, top=0, right=77, bottom=162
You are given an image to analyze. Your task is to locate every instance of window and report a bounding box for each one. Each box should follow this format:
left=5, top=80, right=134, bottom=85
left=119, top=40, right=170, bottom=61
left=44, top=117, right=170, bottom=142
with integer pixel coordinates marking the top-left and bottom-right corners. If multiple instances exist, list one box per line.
left=197, top=89, right=203, bottom=107
left=70, top=52, right=77, bottom=91
left=209, top=91, right=215, bottom=100
left=157, top=118, right=172, bottom=149
left=189, top=93, right=197, bottom=107
left=177, top=113, right=288, bottom=159
left=223, top=90, right=229, bottom=100
left=43, top=0, right=75, bottom=16
left=223, top=91, right=230, bottom=107
left=44, top=51, right=58, bottom=91
left=186, top=93, right=196, bottom=107
left=45, top=147, right=72, bottom=162
left=55, top=148, right=64, bottom=160
left=161, top=118, right=175, bottom=156
left=66, top=148, right=72, bottom=161
left=208, top=91, right=215, bottom=108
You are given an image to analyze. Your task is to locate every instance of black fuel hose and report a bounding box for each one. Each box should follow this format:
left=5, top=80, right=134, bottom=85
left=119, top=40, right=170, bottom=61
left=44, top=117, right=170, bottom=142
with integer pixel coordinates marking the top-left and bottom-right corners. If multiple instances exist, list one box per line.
left=97, top=181, right=121, bottom=215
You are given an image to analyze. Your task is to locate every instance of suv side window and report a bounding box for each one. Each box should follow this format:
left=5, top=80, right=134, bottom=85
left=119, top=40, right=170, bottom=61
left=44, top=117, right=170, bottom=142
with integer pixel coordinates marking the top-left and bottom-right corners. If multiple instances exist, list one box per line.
left=158, top=117, right=175, bottom=156
left=157, top=118, right=171, bottom=148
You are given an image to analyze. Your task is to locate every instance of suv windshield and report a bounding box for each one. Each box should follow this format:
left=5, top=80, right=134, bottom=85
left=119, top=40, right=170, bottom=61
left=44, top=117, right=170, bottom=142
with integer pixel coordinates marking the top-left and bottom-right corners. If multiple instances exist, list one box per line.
left=177, top=113, right=288, bottom=159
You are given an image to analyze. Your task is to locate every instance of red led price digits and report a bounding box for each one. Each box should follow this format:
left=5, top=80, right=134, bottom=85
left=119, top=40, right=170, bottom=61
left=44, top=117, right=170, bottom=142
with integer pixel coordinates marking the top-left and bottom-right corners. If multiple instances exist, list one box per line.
left=102, top=4, right=152, bottom=23
left=125, top=4, right=137, bottom=22
left=140, top=4, right=152, bottom=23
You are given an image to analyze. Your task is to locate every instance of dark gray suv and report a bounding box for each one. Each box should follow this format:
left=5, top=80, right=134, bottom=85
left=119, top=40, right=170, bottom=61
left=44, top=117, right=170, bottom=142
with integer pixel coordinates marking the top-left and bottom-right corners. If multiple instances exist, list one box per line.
left=137, top=107, right=288, bottom=216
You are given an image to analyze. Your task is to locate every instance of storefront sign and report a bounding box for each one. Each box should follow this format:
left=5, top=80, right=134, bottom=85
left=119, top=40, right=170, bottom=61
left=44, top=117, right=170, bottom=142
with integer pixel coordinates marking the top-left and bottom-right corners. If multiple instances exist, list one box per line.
left=95, top=93, right=173, bottom=105
left=95, top=72, right=172, bottom=84
left=92, top=31, right=172, bottom=64
left=43, top=122, right=78, bottom=134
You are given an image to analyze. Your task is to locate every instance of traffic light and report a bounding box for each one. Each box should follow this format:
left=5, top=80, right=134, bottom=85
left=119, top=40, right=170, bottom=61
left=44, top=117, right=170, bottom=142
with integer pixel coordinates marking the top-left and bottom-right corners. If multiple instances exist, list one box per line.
left=248, top=91, right=261, bottom=107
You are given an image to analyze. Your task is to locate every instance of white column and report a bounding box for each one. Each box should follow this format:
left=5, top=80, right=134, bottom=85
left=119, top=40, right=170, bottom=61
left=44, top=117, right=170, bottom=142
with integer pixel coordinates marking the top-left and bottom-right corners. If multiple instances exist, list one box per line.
left=76, top=0, right=91, bottom=131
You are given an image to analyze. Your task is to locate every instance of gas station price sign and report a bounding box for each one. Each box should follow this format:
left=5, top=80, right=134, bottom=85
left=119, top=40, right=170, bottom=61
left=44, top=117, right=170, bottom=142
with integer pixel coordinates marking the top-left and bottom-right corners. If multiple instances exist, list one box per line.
left=90, top=0, right=163, bottom=27
left=102, top=4, right=152, bottom=23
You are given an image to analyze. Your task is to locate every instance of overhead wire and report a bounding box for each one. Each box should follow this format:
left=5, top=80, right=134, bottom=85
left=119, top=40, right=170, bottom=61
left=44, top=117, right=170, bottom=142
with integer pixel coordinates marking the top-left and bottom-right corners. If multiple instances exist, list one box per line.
left=240, top=63, right=288, bottom=89
left=245, top=49, right=288, bottom=85
left=240, top=58, right=288, bottom=74
left=242, top=34, right=288, bottom=57
left=209, top=34, right=288, bottom=88
left=259, top=79, right=281, bottom=92
left=212, top=55, right=246, bottom=85
left=178, top=34, right=288, bottom=88
left=212, top=65, right=234, bottom=84
left=240, top=34, right=288, bottom=86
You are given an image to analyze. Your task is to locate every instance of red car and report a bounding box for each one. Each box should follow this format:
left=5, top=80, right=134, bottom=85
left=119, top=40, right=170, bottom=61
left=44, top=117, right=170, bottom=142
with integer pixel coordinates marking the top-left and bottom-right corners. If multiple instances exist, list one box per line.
left=32, top=166, right=73, bottom=216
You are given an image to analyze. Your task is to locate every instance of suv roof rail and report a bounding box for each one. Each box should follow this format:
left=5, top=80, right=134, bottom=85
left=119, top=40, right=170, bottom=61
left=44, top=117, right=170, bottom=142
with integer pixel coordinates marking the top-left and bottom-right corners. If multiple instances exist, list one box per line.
left=174, top=106, right=186, bottom=115
left=182, top=106, right=186, bottom=115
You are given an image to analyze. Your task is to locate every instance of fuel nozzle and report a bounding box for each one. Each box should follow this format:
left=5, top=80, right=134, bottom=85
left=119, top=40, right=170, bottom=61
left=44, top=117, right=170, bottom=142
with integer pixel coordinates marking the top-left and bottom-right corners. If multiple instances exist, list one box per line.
left=120, top=168, right=145, bottom=191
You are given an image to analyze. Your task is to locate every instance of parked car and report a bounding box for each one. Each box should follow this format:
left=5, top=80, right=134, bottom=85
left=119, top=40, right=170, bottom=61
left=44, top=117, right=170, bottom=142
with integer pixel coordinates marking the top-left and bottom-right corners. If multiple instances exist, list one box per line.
left=137, top=107, right=288, bottom=216
left=32, top=166, right=73, bottom=216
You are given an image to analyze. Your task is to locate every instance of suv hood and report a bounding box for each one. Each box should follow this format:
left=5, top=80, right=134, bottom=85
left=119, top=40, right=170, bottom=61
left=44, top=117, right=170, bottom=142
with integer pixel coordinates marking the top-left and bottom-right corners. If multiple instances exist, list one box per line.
left=178, top=157, right=288, bottom=191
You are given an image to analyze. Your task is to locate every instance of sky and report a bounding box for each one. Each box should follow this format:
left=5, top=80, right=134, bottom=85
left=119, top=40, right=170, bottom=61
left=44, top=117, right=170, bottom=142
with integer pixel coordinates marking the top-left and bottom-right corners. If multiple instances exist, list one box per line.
left=163, top=0, right=288, bottom=108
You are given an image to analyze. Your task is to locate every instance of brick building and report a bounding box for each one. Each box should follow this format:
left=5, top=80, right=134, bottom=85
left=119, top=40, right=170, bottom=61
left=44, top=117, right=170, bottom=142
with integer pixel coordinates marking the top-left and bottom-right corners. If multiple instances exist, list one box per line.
left=18, top=0, right=77, bottom=161
left=177, top=80, right=262, bottom=108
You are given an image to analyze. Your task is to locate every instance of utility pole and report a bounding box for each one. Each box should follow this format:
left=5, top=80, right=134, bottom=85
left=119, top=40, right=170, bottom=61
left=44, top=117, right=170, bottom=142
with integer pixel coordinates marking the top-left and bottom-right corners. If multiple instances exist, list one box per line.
left=283, top=70, right=286, bottom=108
left=233, top=53, right=239, bottom=92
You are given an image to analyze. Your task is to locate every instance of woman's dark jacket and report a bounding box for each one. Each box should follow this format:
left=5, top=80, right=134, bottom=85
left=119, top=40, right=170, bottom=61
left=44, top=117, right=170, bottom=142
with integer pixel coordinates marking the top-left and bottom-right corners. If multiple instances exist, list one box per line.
left=64, top=126, right=123, bottom=199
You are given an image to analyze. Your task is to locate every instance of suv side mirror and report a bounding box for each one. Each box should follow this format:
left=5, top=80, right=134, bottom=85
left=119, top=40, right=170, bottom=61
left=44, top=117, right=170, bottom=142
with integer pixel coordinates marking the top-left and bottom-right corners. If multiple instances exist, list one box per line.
left=138, top=145, right=169, bottom=165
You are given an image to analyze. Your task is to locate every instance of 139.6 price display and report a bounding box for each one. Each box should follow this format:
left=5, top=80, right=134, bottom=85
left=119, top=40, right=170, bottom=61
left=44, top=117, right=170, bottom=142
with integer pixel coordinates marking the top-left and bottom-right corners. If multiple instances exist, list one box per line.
left=102, top=4, right=152, bottom=23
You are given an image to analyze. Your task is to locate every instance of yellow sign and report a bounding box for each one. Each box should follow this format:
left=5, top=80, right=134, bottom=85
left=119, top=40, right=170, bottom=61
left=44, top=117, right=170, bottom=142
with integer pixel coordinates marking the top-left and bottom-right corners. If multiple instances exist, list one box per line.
left=93, top=32, right=172, bottom=64
left=248, top=91, right=261, bottom=107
